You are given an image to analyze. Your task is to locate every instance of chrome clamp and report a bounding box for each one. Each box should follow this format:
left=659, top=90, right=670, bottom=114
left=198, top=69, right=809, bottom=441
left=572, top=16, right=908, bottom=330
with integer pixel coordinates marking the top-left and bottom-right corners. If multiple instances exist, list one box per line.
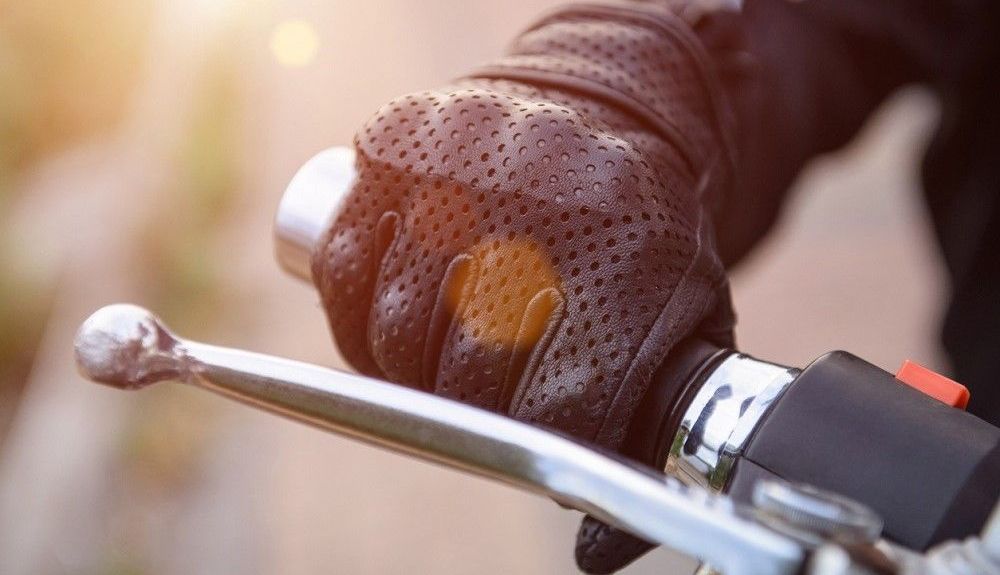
left=667, top=353, right=799, bottom=490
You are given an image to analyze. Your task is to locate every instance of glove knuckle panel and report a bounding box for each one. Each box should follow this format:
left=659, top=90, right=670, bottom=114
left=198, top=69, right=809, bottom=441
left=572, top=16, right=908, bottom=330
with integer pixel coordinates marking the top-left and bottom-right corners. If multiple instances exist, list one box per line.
left=326, top=69, right=725, bottom=442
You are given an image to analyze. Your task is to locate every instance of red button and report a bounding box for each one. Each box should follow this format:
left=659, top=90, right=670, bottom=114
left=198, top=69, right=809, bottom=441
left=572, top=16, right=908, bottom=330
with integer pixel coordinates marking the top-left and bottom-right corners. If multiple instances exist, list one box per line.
left=896, top=360, right=970, bottom=410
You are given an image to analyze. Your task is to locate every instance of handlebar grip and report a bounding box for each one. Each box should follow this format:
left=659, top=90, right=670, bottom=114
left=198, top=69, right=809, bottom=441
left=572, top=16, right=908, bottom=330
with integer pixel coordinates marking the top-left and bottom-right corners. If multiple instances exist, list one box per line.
left=728, top=351, right=1000, bottom=550
left=645, top=343, right=1000, bottom=550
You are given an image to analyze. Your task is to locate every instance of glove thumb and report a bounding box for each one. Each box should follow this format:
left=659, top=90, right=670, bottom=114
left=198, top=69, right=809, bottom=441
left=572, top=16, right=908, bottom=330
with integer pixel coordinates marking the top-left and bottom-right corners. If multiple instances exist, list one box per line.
left=576, top=515, right=655, bottom=574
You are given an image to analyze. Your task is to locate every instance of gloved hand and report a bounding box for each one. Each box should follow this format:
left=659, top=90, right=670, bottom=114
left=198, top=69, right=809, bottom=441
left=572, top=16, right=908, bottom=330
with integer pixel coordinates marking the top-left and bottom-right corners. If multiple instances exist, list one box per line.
left=310, top=3, right=736, bottom=572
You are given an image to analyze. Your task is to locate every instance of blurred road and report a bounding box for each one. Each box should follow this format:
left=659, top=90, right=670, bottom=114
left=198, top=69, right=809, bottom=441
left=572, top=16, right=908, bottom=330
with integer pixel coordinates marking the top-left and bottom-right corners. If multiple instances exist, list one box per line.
left=0, top=0, right=945, bottom=574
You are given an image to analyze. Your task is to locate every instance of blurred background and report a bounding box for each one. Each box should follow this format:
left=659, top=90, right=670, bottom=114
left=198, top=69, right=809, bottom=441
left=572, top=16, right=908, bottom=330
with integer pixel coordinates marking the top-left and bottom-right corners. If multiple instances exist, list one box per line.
left=0, top=0, right=945, bottom=573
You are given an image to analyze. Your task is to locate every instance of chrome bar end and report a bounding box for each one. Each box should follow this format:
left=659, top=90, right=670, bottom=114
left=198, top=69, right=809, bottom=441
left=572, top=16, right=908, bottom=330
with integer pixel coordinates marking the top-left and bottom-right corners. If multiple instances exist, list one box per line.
left=274, top=146, right=357, bottom=282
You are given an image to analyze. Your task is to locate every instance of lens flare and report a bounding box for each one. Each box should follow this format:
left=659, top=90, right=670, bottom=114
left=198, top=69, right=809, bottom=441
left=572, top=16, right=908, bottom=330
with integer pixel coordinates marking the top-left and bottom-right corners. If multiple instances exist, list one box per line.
left=444, top=236, right=563, bottom=348
left=269, top=19, right=319, bottom=68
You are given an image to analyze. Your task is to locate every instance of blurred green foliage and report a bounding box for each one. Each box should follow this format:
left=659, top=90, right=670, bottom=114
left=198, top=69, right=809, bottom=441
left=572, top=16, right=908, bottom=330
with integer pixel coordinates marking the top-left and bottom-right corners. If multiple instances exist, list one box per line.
left=0, top=0, right=153, bottom=441
left=0, top=0, right=153, bottom=190
left=1, top=3, right=247, bottom=569
left=99, top=552, right=147, bottom=575
left=111, top=43, right=243, bottom=573
left=0, top=238, right=53, bottom=440
left=120, top=385, right=220, bottom=493
left=137, top=45, right=242, bottom=335
left=117, top=41, right=242, bottom=500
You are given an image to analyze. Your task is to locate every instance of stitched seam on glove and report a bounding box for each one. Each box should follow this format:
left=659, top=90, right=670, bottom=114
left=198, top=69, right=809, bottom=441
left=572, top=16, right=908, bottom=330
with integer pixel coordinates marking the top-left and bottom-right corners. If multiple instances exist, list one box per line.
left=518, top=2, right=737, bottom=169
left=467, top=63, right=701, bottom=178
left=596, top=207, right=720, bottom=445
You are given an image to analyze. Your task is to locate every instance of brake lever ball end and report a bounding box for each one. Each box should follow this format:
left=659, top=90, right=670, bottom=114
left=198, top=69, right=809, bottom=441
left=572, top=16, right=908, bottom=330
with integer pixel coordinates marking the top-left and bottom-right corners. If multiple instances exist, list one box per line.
left=74, top=304, right=186, bottom=390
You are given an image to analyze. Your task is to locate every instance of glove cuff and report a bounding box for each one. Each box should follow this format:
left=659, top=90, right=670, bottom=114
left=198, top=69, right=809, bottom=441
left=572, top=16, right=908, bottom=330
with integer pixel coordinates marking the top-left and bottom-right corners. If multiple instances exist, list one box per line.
left=465, top=2, right=735, bottom=203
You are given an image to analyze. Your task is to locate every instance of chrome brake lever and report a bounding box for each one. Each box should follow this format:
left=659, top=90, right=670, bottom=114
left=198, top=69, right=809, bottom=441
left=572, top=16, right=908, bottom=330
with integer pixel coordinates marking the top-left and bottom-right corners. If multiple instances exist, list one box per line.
left=74, top=303, right=805, bottom=575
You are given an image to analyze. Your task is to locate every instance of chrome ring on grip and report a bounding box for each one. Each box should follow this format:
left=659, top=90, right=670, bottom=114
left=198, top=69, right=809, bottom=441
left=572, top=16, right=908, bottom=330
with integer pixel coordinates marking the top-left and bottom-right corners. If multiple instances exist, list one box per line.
left=667, top=353, right=799, bottom=491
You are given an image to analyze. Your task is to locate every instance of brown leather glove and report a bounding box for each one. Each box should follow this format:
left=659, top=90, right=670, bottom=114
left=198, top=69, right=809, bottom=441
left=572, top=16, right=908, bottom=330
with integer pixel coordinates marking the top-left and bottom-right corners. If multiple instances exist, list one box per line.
left=311, top=2, right=735, bottom=572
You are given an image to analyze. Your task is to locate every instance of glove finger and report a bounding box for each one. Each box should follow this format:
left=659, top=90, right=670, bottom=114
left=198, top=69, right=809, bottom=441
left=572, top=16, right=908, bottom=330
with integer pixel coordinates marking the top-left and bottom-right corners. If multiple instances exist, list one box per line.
left=507, top=238, right=711, bottom=446
left=312, top=161, right=402, bottom=377
left=431, top=240, right=565, bottom=411
left=576, top=515, right=655, bottom=574
left=366, top=206, right=471, bottom=389
left=315, top=90, right=464, bottom=381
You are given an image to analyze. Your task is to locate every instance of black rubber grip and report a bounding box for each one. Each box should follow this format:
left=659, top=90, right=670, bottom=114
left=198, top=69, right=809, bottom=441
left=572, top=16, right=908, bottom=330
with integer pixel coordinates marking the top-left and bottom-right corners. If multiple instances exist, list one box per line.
left=728, top=351, right=1000, bottom=549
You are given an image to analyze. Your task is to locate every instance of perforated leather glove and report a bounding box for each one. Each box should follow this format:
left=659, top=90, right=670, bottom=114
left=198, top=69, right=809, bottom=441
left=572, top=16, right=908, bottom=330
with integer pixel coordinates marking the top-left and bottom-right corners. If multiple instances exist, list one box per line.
left=310, top=2, right=735, bottom=572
